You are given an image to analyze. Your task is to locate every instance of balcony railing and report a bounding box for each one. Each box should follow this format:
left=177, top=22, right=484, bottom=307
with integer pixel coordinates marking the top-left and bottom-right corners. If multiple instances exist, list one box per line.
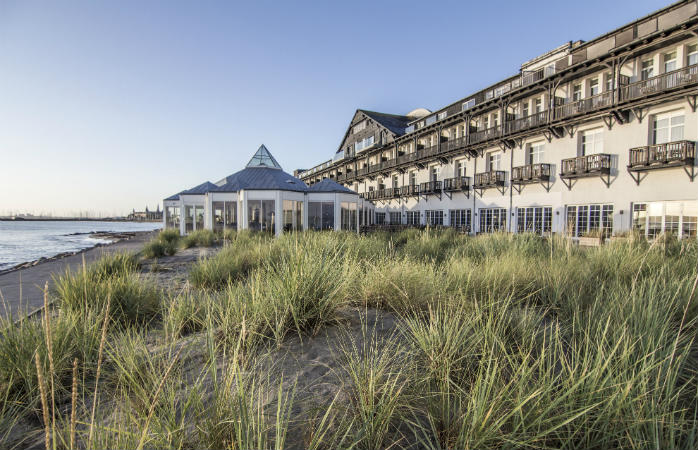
left=473, top=170, right=506, bottom=188
left=441, top=136, right=468, bottom=153
left=337, top=173, right=346, bottom=182
left=371, top=187, right=401, bottom=200
left=621, top=64, right=698, bottom=102
left=396, top=152, right=420, bottom=166
left=553, top=91, right=613, bottom=121
left=511, top=163, right=552, bottom=183
left=403, top=184, right=420, bottom=196
left=420, top=180, right=442, bottom=194
left=443, top=176, right=470, bottom=191
left=469, top=126, right=501, bottom=145
left=503, top=110, right=548, bottom=135
left=356, top=167, right=368, bottom=177
left=560, top=154, right=611, bottom=177
left=628, top=140, right=695, bottom=169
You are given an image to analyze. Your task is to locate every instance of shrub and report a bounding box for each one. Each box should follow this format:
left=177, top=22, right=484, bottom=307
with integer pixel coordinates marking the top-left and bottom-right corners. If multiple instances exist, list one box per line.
left=182, top=229, right=216, bottom=248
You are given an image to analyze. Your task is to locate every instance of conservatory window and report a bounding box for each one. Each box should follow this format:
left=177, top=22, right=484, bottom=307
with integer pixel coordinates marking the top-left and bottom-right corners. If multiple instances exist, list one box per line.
left=341, top=202, right=357, bottom=231
left=247, top=200, right=275, bottom=233
left=283, top=200, right=303, bottom=232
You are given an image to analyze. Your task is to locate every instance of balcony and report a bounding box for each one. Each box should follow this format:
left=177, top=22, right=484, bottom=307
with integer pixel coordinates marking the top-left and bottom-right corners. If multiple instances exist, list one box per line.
left=620, top=64, right=698, bottom=102
left=503, top=110, right=547, bottom=135
left=511, top=163, right=552, bottom=193
left=553, top=91, right=613, bottom=121
left=627, top=140, right=696, bottom=184
left=473, top=170, right=506, bottom=195
left=560, top=153, right=612, bottom=189
left=355, top=167, right=368, bottom=178
left=441, top=136, right=468, bottom=153
left=403, top=184, right=420, bottom=197
left=468, top=126, right=501, bottom=145
left=372, top=188, right=402, bottom=201
left=443, top=176, right=470, bottom=198
left=419, top=180, right=442, bottom=196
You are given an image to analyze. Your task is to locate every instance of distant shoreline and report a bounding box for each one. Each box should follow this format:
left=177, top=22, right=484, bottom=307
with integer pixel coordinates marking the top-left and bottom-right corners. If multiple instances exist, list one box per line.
left=0, top=218, right=161, bottom=222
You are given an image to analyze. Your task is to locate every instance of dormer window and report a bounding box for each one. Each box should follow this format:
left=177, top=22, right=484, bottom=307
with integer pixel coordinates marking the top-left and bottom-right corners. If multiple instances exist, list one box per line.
left=462, top=99, right=475, bottom=111
left=437, top=111, right=447, bottom=120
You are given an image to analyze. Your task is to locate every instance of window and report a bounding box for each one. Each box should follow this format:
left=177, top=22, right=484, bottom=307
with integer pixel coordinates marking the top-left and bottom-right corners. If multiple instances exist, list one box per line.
left=449, top=209, right=471, bottom=231
left=406, top=211, right=420, bottom=226
left=633, top=201, right=697, bottom=239
left=409, top=171, right=417, bottom=186
left=516, top=207, right=552, bottom=235
left=581, top=128, right=604, bottom=155
left=389, top=211, right=401, bottom=224
left=462, top=99, right=475, bottom=111
left=589, top=78, right=599, bottom=96
left=425, top=210, right=444, bottom=226
left=352, top=121, right=366, bottom=134
left=566, top=204, right=613, bottom=237
left=165, top=206, right=180, bottom=229
left=437, top=111, right=447, bottom=120
left=375, top=212, right=386, bottom=225
left=483, top=116, right=489, bottom=130
left=488, top=152, right=502, bottom=171
left=456, top=160, right=466, bottom=177
left=522, top=101, right=529, bottom=118
left=248, top=200, right=275, bottom=233
left=605, top=72, right=614, bottom=92
left=572, top=83, right=582, bottom=101
left=493, top=113, right=499, bottom=127
left=663, top=51, right=677, bottom=73
left=653, top=111, right=684, bottom=144
left=534, top=98, right=543, bottom=113
left=392, top=175, right=399, bottom=189
left=309, top=201, right=334, bottom=230
left=528, top=143, right=544, bottom=165
left=430, top=166, right=440, bottom=182
left=282, top=200, right=303, bottom=232
left=641, top=59, right=654, bottom=80
left=212, top=201, right=237, bottom=232
left=341, top=202, right=357, bottom=231
left=479, top=208, right=507, bottom=233
left=184, top=206, right=194, bottom=233
left=354, top=135, right=375, bottom=152
left=687, top=44, right=698, bottom=66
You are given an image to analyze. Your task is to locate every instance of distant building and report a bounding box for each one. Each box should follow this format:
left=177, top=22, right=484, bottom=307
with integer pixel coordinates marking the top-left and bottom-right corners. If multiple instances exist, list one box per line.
left=128, top=205, right=162, bottom=221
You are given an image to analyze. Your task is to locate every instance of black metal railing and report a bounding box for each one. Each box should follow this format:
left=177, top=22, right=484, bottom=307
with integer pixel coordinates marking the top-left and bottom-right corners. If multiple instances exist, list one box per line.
left=628, top=140, right=695, bottom=168
left=503, top=111, right=547, bottom=135
left=560, top=154, right=611, bottom=176
left=553, top=91, right=613, bottom=121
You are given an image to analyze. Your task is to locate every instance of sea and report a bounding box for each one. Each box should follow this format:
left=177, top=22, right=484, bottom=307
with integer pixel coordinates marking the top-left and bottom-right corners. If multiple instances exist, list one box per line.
left=0, top=221, right=163, bottom=272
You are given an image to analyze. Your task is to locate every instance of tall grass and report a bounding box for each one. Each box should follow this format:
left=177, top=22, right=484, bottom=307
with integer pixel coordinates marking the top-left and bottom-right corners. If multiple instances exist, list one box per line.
left=2, top=230, right=697, bottom=449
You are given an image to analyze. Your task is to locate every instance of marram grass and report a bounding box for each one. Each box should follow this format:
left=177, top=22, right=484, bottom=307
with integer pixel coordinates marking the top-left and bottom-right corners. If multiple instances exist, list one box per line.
left=2, top=230, right=697, bottom=450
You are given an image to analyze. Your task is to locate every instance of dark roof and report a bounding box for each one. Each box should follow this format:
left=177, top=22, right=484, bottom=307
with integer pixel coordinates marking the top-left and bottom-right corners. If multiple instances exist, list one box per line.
left=359, top=110, right=412, bottom=136
left=214, top=167, right=308, bottom=192
left=181, top=181, right=217, bottom=195
left=307, top=179, right=357, bottom=194
left=164, top=192, right=183, bottom=201
left=246, top=144, right=282, bottom=169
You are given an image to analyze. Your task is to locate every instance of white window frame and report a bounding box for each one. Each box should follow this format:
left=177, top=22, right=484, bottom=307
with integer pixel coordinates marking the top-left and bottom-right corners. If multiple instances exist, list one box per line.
left=687, top=43, right=698, bottom=66
left=581, top=128, right=604, bottom=155
left=641, top=59, right=654, bottom=80
left=653, top=110, right=684, bottom=145
left=633, top=201, right=697, bottom=239
left=663, top=51, right=677, bottom=73
left=528, top=142, right=545, bottom=165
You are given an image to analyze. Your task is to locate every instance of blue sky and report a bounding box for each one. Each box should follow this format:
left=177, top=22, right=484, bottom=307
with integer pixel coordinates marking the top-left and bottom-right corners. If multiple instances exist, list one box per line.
left=0, top=0, right=669, bottom=216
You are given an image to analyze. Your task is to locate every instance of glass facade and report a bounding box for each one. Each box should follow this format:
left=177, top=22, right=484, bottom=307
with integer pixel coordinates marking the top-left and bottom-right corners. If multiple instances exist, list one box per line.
left=516, top=207, right=552, bottom=235
left=449, top=209, right=471, bottom=231
left=633, top=201, right=697, bottom=239
left=283, top=200, right=304, bottom=232
left=479, top=208, right=507, bottom=233
left=185, top=206, right=194, bottom=233
left=566, top=204, right=613, bottom=237
left=309, top=201, right=334, bottom=230
left=165, top=206, right=180, bottom=229
left=406, top=211, right=420, bottom=226
left=425, top=210, right=444, bottom=226
left=247, top=200, right=275, bottom=232
left=341, top=202, right=357, bottom=231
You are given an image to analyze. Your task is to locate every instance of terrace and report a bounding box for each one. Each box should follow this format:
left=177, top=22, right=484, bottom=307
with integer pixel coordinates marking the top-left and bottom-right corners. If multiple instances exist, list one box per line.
left=627, top=140, right=696, bottom=184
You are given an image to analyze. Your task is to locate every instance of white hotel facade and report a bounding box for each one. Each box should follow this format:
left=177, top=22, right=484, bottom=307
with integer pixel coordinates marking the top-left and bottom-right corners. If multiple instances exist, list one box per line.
left=297, top=0, right=698, bottom=239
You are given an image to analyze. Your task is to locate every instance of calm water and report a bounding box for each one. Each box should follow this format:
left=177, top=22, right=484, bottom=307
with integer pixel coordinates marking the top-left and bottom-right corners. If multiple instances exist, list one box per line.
left=0, top=221, right=162, bottom=271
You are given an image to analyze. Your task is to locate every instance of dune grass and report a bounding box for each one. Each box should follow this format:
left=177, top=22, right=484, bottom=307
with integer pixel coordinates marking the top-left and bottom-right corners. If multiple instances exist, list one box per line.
left=142, top=228, right=181, bottom=258
left=2, top=230, right=697, bottom=449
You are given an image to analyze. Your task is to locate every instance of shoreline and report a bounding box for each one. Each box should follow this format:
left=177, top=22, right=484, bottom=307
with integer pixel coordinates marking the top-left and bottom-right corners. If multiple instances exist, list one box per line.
left=0, top=231, right=145, bottom=277
left=0, top=230, right=158, bottom=319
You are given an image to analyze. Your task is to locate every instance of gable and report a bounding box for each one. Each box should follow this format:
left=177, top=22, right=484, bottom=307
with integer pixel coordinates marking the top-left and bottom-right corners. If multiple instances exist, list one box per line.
left=336, top=110, right=408, bottom=157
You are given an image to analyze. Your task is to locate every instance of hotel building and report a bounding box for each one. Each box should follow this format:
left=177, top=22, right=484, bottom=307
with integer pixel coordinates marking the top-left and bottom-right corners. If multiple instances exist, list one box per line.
left=296, top=0, right=698, bottom=239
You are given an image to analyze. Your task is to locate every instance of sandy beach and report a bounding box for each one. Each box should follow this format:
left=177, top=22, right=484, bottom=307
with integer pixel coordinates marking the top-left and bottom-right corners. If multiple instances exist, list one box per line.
left=0, top=231, right=158, bottom=320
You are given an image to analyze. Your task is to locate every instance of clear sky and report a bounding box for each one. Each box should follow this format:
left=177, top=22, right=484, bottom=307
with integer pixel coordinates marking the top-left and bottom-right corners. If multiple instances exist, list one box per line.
left=0, top=0, right=670, bottom=217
